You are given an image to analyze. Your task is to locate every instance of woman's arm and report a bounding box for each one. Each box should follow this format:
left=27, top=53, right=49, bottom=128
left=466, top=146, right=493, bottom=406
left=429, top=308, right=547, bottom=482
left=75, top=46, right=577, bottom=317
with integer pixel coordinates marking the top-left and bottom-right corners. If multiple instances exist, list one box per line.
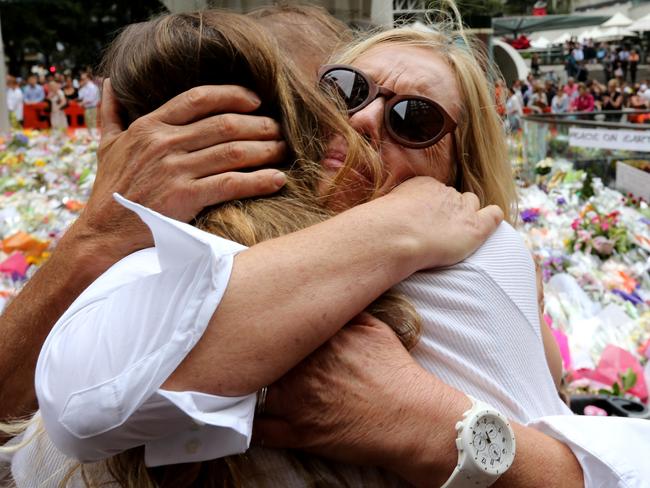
left=164, top=178, right=504, bottom=396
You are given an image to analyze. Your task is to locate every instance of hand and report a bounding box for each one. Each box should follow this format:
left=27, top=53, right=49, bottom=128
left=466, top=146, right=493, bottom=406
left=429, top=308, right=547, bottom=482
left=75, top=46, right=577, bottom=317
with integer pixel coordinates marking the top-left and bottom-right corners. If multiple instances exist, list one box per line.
left=254, top=314, right=469, bottom=485
left=372, top=177, right=504, bottom=271
left=76, top=80, right=288, bottom=262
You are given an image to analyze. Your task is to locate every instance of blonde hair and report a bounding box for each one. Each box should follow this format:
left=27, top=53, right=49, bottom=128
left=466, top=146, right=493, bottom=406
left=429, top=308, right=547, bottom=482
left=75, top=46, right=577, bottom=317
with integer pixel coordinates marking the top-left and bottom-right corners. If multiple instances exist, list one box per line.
left=333, top=25, right=517, bottom=222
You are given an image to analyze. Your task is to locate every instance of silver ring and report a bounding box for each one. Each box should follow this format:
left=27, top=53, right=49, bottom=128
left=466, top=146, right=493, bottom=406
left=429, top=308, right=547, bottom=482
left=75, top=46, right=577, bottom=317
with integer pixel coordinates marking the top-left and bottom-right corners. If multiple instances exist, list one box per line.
left=256, top=386, right=268, bottom=415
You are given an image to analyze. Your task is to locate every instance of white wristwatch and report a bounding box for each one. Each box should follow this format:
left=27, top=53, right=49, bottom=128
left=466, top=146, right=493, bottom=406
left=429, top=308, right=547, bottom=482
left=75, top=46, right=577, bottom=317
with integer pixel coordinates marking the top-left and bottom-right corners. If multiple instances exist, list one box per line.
left=440, top=396, right=516, bottom=488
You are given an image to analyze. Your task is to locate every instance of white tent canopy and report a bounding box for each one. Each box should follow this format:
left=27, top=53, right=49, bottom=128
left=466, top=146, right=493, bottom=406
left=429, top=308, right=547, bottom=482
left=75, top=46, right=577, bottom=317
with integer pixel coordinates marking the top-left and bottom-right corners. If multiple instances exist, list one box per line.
left=530, top=36, right=551, bottom=48
left=601, top=12, right=633, bottom=28
left=628, top=12, right=650, bottom=32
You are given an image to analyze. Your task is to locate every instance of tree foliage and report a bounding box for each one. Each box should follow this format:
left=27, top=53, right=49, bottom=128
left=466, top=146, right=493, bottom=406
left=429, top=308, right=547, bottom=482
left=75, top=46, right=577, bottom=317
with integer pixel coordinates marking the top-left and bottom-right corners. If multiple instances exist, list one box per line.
left=1, top=0, right=165, bottom=76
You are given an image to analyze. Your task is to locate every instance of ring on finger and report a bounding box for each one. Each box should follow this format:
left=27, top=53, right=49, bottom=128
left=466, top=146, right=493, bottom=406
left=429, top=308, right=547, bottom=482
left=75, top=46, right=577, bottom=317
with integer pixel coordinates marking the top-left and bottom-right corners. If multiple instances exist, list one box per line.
left=255, top=386, right=268, bottom=415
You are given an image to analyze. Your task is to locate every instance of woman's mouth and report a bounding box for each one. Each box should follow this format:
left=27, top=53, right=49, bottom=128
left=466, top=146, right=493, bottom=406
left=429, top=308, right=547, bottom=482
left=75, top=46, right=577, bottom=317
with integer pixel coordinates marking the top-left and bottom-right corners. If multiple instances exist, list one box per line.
left=322, top=136, right=348, bottom=170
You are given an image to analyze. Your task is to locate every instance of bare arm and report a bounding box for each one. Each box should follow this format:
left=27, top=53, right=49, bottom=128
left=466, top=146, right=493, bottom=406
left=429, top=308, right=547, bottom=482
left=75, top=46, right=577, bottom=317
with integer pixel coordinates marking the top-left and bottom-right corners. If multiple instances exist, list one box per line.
left=163, top=181, right=504, bottom=396
left=256, top=317, right=583, bottom=488
left=0, top=82, right=287, bottom=421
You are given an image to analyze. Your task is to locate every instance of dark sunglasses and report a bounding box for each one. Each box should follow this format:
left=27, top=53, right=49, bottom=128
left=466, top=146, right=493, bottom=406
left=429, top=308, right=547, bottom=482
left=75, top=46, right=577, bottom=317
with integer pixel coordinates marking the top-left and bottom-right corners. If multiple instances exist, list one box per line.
left=318, top=64, right=457, bottom=149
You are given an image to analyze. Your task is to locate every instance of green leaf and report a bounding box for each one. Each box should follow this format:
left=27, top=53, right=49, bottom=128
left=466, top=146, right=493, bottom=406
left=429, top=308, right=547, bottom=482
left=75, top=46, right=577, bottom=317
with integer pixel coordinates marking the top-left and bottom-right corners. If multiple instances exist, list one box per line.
left=621, top=368, right=638, bottom=391
left=611, top=382, right=621, bottom=396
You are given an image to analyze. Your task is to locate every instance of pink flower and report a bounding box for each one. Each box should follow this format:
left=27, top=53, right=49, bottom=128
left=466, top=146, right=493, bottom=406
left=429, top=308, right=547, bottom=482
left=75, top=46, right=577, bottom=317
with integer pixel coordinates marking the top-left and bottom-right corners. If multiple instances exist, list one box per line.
left=571, top=219, right=580, bottom=230
left=601, top=221, right=609, bottom=232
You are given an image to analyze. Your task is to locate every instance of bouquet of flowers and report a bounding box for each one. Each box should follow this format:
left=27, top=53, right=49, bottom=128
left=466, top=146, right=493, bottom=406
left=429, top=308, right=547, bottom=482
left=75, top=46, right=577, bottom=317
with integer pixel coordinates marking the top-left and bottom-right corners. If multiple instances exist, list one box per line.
left=567, top=206, right=632, bottom=259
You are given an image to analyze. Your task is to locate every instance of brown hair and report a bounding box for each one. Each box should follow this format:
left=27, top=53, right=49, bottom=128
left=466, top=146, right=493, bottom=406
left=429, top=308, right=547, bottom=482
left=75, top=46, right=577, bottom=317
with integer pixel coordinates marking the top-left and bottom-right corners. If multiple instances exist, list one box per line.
left=63, top=9, right=419, bottom=488
left=247, top=3, right=353, bottom=80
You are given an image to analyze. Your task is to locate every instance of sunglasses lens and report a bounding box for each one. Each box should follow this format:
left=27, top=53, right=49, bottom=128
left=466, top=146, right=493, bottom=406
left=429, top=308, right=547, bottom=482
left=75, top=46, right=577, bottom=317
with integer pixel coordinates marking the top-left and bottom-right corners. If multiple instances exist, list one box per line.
left=320, top=69, right=369, bottom=111
left=389, top=99, right=446, bottom=144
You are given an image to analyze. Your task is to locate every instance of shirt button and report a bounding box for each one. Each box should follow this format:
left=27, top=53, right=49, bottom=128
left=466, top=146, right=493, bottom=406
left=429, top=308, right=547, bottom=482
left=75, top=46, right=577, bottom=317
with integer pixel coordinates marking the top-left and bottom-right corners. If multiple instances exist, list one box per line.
left=185, top=439, right=201, bottom=454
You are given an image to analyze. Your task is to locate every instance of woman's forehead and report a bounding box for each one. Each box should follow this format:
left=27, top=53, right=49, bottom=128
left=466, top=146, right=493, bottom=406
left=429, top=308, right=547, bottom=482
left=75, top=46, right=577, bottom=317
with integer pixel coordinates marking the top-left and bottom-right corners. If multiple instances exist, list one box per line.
left=351, top=44, right=460, bottom=115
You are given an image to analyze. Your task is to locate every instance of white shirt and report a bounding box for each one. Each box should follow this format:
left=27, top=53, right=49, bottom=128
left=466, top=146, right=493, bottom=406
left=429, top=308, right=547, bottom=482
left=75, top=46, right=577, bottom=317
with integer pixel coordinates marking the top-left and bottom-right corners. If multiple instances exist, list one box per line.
left=26, top=195, right=650, bottom=487
left=78, top=81, right=100, bottom=108
left=506, top=94, right=523, bottom=117
left=7, top=87, right=23, bottom=120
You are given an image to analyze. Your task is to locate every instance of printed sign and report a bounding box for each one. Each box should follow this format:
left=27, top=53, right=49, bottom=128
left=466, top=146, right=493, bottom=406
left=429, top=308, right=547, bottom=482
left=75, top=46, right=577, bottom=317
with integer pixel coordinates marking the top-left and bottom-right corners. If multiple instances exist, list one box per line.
left=569, top=127, right=650, bottom=152
left=616, top=162, right=650, bottom=201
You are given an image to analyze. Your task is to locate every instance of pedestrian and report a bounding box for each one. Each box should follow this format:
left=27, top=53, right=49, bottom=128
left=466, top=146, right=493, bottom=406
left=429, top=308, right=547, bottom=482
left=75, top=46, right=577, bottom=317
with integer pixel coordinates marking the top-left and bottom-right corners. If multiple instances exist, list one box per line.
left=630, top=49, right=639, bottom=84
left=6, top=75, right=23, bottom=129
left=22, top=75, right=45, bottom=104
left=47, top=80, right=68, bottom=131
left=78, top=72, right=100, bottom=130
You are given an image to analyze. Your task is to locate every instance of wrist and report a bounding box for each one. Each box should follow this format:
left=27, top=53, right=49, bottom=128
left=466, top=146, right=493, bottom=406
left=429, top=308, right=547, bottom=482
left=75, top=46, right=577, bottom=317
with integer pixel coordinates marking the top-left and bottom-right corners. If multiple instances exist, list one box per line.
left=353, top=197, right=429, bottom=277
left=59, top=218, right=131, bottom=280
left=386, top=369, right=471, bottom=487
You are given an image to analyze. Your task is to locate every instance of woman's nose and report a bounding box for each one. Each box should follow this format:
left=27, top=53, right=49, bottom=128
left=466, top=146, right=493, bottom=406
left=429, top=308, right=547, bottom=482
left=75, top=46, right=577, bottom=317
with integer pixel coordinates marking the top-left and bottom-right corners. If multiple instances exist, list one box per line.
left=348, top=97, right=385, bottom=147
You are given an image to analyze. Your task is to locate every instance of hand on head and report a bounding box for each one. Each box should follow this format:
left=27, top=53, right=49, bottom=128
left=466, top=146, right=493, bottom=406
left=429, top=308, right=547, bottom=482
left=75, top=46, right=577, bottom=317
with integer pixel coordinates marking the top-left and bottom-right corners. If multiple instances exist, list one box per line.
left=78, top=79, right=288, bottom=259
left=378, top=177, right=504, bottom=270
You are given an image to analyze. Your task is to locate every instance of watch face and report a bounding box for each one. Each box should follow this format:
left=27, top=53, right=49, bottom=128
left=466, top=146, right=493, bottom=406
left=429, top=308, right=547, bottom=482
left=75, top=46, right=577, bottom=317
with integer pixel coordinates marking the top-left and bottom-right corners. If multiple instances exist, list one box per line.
left=467, top=413, right=515, bottom=475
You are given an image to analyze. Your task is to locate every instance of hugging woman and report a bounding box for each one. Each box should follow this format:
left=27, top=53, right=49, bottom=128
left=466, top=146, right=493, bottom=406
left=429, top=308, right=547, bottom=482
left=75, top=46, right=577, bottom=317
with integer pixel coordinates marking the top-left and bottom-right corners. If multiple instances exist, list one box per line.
left=1, top=7, right=605, bottom=488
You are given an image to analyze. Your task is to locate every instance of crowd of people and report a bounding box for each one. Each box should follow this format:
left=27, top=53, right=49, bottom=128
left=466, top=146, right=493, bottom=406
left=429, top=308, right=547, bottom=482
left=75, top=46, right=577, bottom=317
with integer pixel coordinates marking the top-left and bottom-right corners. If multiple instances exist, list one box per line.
left=564, top=40, right=642, bottom=84
left=5, top=71, right=101, bottom=131
left=502, top=71, right=650, bottom=131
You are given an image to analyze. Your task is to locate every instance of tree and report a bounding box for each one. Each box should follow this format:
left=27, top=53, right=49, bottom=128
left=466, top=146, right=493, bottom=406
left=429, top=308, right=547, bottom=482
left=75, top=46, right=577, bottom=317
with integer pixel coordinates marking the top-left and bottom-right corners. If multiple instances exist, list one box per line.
left=1, top=0, right=165, bottom=77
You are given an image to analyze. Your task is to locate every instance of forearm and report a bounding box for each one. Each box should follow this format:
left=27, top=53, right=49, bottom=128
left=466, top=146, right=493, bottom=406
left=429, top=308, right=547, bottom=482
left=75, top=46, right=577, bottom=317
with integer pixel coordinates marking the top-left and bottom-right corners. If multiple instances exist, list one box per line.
left=0, top=220, right=123, bottom=420
left=388, top=376, right=583, bottom=488
left=164, top=201, right=422, bottom=396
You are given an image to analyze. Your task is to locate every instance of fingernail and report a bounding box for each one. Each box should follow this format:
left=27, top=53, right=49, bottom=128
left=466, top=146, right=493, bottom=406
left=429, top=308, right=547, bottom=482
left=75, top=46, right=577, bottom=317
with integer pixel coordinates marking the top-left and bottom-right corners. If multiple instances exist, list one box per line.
left=248, top=92, right=261, bottom=105
left=273, top=172, right=287, bottom=188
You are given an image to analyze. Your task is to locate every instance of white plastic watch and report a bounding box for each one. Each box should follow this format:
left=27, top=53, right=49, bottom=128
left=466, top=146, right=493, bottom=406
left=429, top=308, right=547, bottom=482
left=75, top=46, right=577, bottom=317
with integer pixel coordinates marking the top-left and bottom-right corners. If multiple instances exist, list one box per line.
left=440, top=396, right=516, bottom=488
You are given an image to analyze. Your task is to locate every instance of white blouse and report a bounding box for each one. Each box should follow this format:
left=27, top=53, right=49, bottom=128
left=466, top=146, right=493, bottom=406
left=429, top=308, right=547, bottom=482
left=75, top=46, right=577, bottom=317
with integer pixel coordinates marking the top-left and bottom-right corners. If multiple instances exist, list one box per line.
left=23, top=195, right=650, bottom=487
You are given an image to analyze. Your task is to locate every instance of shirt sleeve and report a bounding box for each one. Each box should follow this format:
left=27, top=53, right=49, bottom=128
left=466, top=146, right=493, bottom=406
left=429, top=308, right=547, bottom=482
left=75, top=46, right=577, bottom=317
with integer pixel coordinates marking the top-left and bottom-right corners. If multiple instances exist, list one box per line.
left=527, top=415, right=650, bottom=487
left=35, top=194, right=256, bottom=467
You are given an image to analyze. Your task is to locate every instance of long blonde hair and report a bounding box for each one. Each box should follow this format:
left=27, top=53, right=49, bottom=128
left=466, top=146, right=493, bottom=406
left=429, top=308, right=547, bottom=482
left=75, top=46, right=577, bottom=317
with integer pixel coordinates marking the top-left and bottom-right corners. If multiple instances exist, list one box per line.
left=333, top=25, right=516, bottom=222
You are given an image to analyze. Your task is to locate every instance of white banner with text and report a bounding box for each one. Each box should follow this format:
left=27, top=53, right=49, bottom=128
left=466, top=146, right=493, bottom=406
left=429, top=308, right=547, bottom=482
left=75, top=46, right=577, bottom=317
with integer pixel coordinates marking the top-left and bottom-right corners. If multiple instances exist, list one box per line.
left=569, top=127, right=650, bottom=152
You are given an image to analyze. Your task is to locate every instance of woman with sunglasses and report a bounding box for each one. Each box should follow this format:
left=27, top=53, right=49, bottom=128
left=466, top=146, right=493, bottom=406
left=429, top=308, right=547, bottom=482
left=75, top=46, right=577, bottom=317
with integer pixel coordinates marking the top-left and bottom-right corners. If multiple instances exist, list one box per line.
left=21, top=12, right=588, bottom=488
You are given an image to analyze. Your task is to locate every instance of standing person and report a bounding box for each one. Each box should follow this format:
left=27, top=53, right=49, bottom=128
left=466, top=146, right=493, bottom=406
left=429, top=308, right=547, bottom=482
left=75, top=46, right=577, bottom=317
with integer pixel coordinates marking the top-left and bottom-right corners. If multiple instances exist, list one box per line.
left=603, top=78, right=623, bottom=121
left=62, top=75, right=78, bottom=101
left=544, top=79, right=556, bottom=104
left=78, top=72, right=100, bottom=130
left=619, top=45, right=630, bottom=82
left=528, top=81, right=548, bottom=113
left=47, top=80, right=68, bottom=131
left=571, top=82, right=595, bottom=115
left=495, top=78, right=506, bottom=118
left=551, top=85, right=570, bottom=113
left=577, top=60, right=588, bottom=82
left=506, top=86, right=523, bottom=131
left=563, top=76, right=578, bottom=99
left=21, top=75, right=45, bottom=104
left=6, top=75, right=23, bottom=129
left=629, top=49, right=640, bottom=84
left=531, top=52, right=540, bottom=76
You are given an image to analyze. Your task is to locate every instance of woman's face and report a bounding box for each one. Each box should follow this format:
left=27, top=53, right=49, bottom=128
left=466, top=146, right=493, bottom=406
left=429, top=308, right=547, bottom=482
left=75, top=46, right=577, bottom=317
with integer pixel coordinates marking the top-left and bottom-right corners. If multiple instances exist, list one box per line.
left=321, top=45, right=461, bottom=201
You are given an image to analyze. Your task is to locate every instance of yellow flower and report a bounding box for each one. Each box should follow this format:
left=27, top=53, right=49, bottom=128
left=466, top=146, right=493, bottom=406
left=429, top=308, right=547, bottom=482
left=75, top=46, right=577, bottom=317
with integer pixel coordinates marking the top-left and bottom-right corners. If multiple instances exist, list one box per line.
left=34, top=159, right=46, bottom=167
left=1, top=154, right=18, bottom=166
left=26, top=251, right=51, bottom=266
